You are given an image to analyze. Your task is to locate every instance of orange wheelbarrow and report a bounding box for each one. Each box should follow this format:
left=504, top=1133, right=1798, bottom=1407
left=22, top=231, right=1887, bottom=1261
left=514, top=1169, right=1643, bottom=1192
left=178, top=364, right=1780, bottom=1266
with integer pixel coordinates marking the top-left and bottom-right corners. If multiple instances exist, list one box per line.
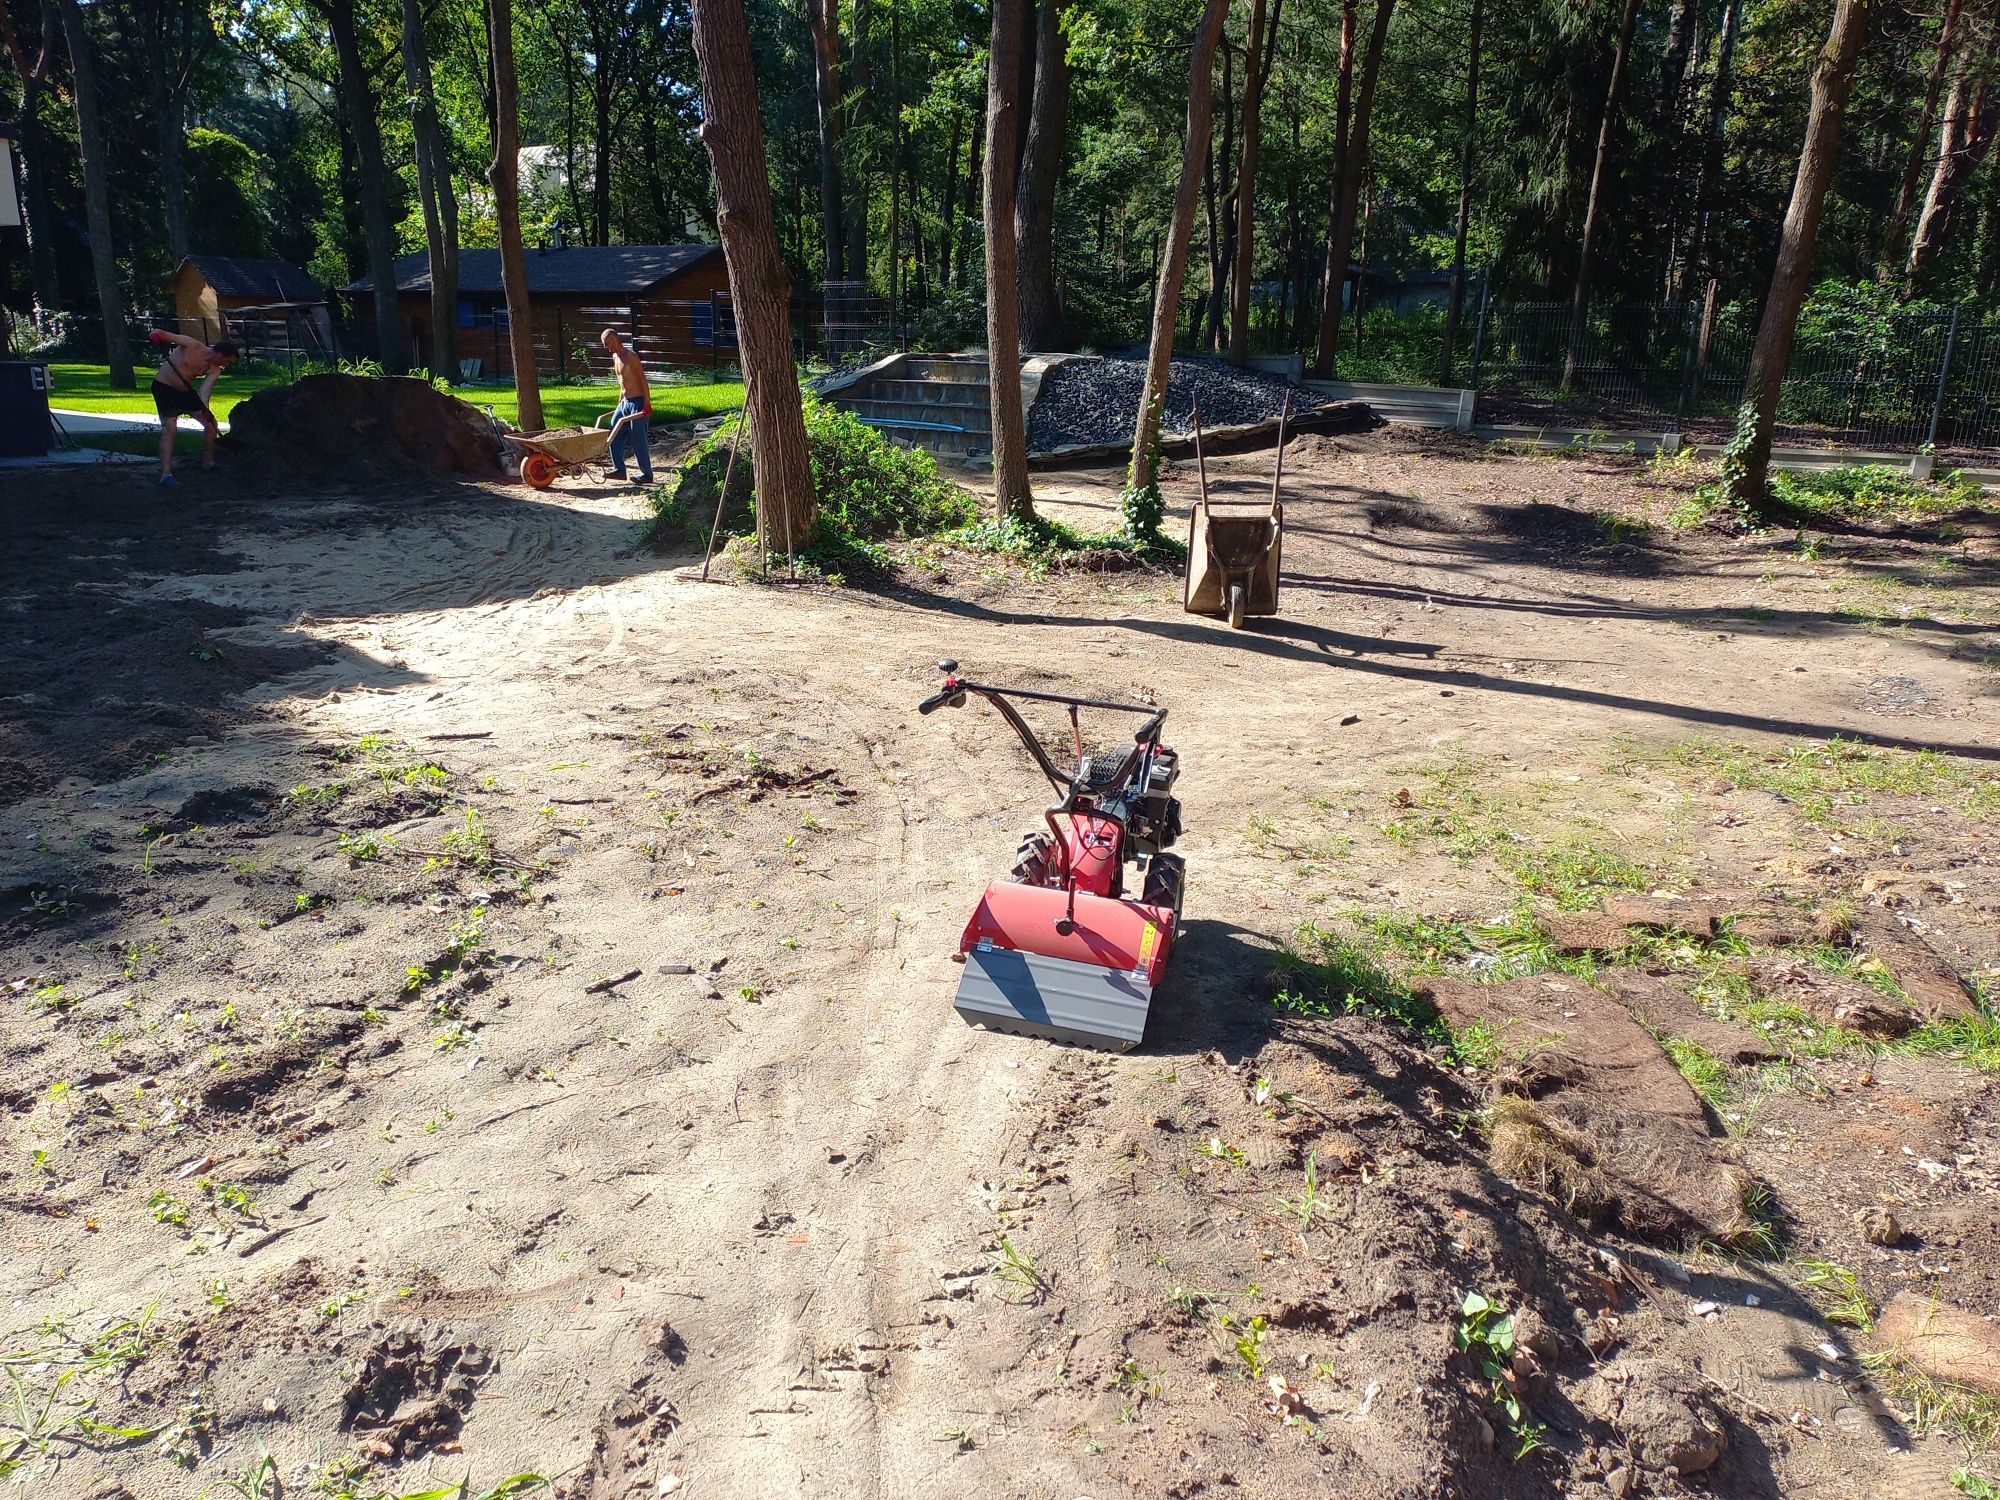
left=502, top=405, right=647, bottom=489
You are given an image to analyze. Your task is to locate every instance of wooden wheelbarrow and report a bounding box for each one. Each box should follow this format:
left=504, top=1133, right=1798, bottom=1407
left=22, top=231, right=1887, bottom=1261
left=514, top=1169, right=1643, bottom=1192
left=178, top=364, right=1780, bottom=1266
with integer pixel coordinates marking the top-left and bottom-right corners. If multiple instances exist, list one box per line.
left=1183, top=393, right=1289, bottom=629
left=502, top=404, right=647, bottom=489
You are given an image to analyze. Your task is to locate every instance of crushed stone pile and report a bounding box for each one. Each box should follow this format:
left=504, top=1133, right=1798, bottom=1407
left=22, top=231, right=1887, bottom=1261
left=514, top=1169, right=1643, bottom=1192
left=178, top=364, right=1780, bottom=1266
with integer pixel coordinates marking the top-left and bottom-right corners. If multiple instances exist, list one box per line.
left=227, top=373, right=506, bottom=479
left=1026, top=354, right=1375, bottom=453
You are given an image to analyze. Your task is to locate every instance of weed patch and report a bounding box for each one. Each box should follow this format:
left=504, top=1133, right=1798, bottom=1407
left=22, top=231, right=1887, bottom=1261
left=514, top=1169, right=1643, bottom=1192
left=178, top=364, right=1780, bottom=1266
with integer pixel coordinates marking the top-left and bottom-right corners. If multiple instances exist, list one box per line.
left=1271, top=920, right=1448, bottom=1045
left=1768, top=464, right=1985, bottom=524
left=1797, top=1259, right=1872, bottom=1331
left=1656, top=736, right=1998, bottom=826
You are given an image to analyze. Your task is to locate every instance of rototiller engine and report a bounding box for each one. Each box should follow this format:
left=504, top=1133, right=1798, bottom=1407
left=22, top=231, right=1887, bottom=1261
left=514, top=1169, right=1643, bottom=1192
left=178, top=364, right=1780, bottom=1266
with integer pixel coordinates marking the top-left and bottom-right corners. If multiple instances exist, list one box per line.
left=918, top=660, right=1184, bottom=1050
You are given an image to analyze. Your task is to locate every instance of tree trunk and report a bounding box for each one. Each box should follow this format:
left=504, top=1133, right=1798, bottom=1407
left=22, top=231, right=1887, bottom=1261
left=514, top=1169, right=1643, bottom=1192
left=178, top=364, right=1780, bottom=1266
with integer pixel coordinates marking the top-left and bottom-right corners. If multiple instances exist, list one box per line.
left=1882, top=0, right=1965, bottom=284
left=959, top=107, right=982, bottom=288
left=692, top=0, right=815, bottom=540
left=889, top=0, right=903, bottom=318
left=593, top=63, right=615, bottom=245
left=52, top=0, right=132, bottom=386
left=1679, top=0, right=1741, bottom=300
left=323, top=0, right=405, bottom=372
left=1202, top=43, right=1234, bottom=351
left=1312, top=0, right=1392, bottom=378
left=1015, top=0, right=1070, bottom=350
left=1226, top=0, right=1274, bottom=365
left=1439, top=0, right=1482, bottom=381
left=144, top=0, right=190, bottom=265
left=1, top=0, right=65, bottom=313
left=1659, top=0, right=1697, bottom=126
left=984, top=0, right=1034, bottom=517
left=807, top=0, right=845, bottom=281
left=1129, top=0, right=1232, bottom=494
left=938, top=109, right=961, bottom=288
left=559, top=47, right=587, bottom=235
left=846, top=0, right=871, bottom=285
left=487, top=0, right=541, bottom=428
left=1560, top=0, right=1641, bottom=393
left=403, top=0, right=458, bottom=380
left=1724, top=0, right=1871, bottom=514
left=1976, top=136, right=2000, bottom=295
left=18, top=94, right=63, bottom=311
left=1905, top=26, right=2000, bottom=292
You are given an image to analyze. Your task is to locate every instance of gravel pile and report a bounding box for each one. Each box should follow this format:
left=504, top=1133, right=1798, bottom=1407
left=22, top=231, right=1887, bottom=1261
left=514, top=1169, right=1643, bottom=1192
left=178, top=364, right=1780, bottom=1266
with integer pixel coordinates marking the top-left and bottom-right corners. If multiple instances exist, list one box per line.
left=1027, top=356, right=1324, bottom=452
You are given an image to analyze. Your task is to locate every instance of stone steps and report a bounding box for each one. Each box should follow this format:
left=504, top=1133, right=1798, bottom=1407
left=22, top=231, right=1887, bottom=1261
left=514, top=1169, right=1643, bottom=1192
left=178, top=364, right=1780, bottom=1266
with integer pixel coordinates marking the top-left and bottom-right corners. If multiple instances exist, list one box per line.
left=822, top=354, right=995, bottom=459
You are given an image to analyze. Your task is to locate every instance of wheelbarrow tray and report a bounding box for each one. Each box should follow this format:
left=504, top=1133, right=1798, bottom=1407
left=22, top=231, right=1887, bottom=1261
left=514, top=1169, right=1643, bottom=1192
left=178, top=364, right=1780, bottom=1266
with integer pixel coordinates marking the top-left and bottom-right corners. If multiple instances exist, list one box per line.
left=1184, top=500, right=1282, bottom=617
left=508, top=427, right=612, bottom=464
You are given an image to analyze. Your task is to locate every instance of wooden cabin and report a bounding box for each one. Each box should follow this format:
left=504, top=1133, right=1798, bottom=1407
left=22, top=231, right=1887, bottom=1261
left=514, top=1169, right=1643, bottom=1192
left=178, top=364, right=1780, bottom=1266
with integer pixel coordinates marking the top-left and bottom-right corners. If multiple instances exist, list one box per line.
left=344, top=243, right=735, bottom=379
left=168, top=257, right=328, bottom=343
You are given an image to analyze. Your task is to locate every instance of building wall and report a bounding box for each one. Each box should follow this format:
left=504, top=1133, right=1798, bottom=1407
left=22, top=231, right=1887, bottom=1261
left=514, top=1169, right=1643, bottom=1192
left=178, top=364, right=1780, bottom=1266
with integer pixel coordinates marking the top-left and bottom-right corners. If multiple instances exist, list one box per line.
left=170, top=269, right=222, bottom=338
left=398, top=260, right=739, bottom=383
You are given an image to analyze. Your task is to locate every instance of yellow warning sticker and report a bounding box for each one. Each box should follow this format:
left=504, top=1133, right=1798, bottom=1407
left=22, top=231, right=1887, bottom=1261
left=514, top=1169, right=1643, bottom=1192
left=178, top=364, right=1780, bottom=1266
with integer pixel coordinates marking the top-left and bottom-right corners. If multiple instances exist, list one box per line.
left=1137, top=921, right=1158, bottom=968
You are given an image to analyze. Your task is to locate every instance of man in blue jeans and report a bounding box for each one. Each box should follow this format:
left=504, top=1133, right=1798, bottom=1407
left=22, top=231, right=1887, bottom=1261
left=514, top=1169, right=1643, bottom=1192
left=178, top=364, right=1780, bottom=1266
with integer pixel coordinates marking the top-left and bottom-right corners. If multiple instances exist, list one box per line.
left=600, top=328, right=653, bottom=484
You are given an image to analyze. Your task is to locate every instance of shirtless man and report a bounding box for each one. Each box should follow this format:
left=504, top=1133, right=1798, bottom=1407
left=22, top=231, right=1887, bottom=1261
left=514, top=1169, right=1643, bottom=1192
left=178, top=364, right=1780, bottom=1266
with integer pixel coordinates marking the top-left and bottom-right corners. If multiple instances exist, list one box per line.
left=147, top=328, right=238, bottom=487
left=599, top=328, right=653, bottom=484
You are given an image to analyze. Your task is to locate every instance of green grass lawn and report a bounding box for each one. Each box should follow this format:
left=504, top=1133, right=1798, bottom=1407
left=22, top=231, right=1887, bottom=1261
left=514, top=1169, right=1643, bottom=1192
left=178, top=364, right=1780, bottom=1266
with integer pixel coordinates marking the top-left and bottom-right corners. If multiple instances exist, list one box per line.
left=46, top=362, right=743, bottom=432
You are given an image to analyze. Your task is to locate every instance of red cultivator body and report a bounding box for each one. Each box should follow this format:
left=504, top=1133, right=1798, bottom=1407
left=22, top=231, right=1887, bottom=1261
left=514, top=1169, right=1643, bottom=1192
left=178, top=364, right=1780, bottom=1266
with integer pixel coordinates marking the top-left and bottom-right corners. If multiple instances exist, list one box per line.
left=919, top=662, right=1184, bottom=1050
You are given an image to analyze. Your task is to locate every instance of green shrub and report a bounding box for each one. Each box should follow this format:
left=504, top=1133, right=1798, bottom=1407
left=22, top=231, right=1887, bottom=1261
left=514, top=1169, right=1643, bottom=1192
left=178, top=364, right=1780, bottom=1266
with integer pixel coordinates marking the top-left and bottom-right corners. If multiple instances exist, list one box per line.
left=650, top=395, right=977, bottom=566
left=1768, top=463, right=1984, bottom=522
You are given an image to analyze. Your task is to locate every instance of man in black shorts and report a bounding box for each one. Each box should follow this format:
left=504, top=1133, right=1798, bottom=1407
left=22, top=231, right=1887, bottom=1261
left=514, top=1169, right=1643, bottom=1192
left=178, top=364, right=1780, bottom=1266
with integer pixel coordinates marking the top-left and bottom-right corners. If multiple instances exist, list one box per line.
left=148, top=329, right=238, bottom=487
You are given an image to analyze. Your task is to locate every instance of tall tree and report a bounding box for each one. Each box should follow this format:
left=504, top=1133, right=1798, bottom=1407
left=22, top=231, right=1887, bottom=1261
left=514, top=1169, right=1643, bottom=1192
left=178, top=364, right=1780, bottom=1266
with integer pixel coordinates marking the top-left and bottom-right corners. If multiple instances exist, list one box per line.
left=1016, top=0, right=1070, bottom=350
left=984, top=0, right=1033, bottom=517
left=488, top=0, right=542, bottom=429
left=1312, top=0, right=1393, bottom=378
left=52, top=0, right=132, bottom=387
left=1723, top=0, right=1872, bottom=513
left=691, top=0, right=817, bottom=541
left=846, top=0, right=871, bottom=282
left=0, top=0, right=61, bottom=314
left=1882, top=0, right=1966, bottom=284
left=1200, top=41, right=1234, bottom=350
left=1678, top=0, right=1742, bottom=301
left=1440, top=0, right=1482, bottom=381
left=316, top=0, right=404, bottom=372
left=1904, top=21, right=2000, bottom=290
left=1226, top=0, right=1280, bottom=365
left=1129, top=0, right=1232, bottom=496
left=1560, top=0, right=1642, bottom=393
left=806, top=0, right=845, bottom=279
left=403, top=0, right=459, bottom=381
left=142, top=0, right=205, bottom=267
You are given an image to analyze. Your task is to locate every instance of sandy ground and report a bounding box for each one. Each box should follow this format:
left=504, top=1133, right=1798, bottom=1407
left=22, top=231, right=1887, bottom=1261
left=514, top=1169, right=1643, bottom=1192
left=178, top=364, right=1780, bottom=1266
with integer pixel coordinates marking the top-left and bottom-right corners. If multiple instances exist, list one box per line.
left=3, top=431, right=1997, bottom=1499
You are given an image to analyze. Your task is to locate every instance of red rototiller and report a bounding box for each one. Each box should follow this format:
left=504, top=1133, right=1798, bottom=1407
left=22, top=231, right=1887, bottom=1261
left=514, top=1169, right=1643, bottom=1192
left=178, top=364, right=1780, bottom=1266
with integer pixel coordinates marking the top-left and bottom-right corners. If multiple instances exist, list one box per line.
left=919, top=661, right=1184, bottom=1050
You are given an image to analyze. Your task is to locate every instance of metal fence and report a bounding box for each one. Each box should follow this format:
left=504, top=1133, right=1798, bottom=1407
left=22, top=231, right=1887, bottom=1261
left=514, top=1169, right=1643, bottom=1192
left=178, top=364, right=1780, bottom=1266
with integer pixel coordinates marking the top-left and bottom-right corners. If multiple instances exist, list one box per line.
left=1462, top=295, right=2000, bottom=459
left=343, top=284, right=895, bottom=384
left=142, top=310, right=339, bottom=377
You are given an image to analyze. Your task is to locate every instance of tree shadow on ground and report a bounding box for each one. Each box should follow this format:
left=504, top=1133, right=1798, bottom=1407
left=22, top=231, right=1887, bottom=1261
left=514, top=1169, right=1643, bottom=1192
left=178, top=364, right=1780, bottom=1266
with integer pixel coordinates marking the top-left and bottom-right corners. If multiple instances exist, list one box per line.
left=1, top=467, right=684, bottom=807
left=875, top=577, right=2000, bottom=761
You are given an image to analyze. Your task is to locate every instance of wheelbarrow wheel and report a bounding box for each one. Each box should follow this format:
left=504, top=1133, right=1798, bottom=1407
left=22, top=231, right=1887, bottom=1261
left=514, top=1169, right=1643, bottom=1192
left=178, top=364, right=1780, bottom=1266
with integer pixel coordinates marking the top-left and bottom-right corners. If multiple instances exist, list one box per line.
left=521, top=452, right=559, bottom=490
left=1227, top=581, right=1247, bottom=630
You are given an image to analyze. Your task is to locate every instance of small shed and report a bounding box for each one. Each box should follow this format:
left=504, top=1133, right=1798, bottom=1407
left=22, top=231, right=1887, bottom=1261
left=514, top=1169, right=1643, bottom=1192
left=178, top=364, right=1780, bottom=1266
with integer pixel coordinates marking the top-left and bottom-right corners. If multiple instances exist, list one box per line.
left=168, top=256, right=328, bottom=342
left=344, top=243, right=733, bottom=379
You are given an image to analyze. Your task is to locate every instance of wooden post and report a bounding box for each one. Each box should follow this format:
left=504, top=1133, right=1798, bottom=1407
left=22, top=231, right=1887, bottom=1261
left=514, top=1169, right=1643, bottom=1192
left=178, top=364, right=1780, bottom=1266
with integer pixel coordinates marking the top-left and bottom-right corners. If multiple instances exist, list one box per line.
left=701, top=375, right=753, bottom=581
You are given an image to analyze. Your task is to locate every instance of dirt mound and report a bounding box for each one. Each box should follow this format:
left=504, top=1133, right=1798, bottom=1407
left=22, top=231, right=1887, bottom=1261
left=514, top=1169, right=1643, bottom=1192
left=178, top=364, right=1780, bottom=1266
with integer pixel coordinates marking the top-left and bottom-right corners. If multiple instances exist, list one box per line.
left=1415, top=974, right=1761, bottom=1246
left=1026, top=355, right=1379, bottom=454
left=227, top=373, right=505, bottom=479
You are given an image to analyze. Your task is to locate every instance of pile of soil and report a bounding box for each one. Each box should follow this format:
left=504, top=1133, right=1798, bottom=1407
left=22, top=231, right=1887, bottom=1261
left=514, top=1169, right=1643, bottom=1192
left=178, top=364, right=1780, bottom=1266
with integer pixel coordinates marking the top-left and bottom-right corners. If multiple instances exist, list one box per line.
left=227, top=373, right=506, bottom=478
left=1027, top=355, right=1375, bottom=453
